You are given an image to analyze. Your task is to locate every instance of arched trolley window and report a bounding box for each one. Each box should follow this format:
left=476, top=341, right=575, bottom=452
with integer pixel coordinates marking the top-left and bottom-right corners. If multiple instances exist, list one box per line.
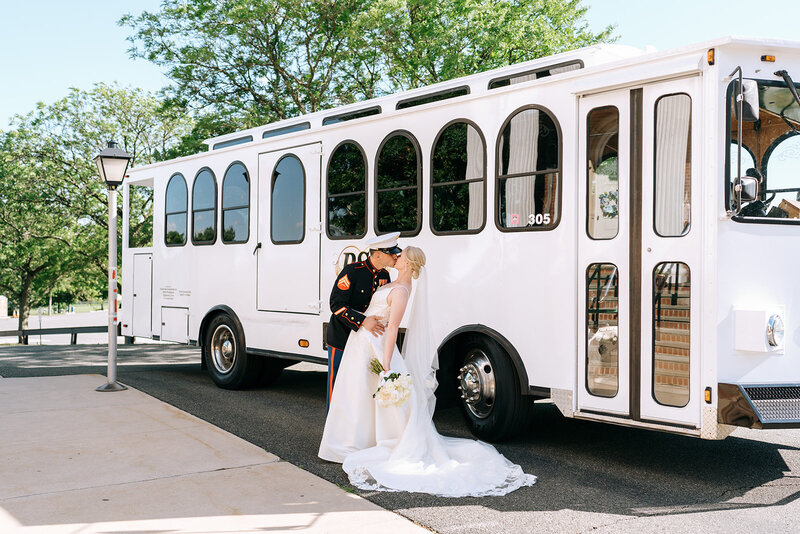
left=763, top=131, right=800, bottom=210
left=192, top=168, right=217, bottom=244
left=327, top=141, right=367, bottom=239
left=496, top=106, right=562, bottom=231
left=431, top=120, right=486, bottom=234
left=271, top=155, right=306, bottom=244
left=165, top=173, right=187, bottom=246
left=375, top=131, right=421, bottom=236
left=222, top=162, right=250, bottom=244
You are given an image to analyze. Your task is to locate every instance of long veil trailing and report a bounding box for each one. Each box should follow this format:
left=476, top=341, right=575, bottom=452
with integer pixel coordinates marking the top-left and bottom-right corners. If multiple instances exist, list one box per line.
left=400, top=266, right=438, bottom=421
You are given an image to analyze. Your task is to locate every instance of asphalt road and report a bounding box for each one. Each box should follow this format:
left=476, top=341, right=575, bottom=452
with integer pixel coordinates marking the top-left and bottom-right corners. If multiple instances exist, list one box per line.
left=2, top=343, right=800, bottom=533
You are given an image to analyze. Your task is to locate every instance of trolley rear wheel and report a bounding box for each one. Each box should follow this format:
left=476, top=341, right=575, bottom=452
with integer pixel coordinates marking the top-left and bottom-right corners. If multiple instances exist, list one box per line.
left=202, top=313, right=263, bottom=389
left=456, top=336, right=529, bottom=442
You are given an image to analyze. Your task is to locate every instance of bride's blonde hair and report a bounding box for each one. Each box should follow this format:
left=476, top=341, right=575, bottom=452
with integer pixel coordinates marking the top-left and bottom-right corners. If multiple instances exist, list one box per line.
left=403, top=246, right=426, bottom=279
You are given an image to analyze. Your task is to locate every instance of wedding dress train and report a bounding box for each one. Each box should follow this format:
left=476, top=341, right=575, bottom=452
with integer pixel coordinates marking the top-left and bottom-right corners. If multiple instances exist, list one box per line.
left=318, top=277, right=536, bottom=497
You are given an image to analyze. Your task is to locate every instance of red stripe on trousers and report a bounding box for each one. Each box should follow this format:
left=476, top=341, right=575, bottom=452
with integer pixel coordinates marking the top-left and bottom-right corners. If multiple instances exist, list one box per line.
left=328, top=348, right=339, bottom=406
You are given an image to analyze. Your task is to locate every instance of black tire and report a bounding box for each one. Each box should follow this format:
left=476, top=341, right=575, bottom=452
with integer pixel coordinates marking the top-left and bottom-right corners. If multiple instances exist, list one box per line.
left=435, top=353, right=460, bottom=410
left=202, top=313, right=263, bottom=389
left=456, top=335, right=529, bottom=442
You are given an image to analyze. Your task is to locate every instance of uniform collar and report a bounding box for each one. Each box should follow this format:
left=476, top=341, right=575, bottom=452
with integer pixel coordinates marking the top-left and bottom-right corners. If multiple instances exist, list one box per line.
left=366, top=257, right=383, bottom=273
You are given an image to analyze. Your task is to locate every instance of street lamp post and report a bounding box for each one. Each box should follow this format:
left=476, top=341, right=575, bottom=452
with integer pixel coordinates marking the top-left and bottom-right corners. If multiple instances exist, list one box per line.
left=94, top=141, right=132, bottom=392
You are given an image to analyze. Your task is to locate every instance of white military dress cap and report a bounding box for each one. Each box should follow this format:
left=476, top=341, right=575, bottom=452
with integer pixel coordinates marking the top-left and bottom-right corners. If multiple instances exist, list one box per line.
left=365, top=232, right=402, bottom=254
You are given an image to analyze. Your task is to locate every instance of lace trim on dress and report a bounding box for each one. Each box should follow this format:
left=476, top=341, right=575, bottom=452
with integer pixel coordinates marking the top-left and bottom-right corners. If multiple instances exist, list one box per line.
left=347, top=466, right=536, bottom=498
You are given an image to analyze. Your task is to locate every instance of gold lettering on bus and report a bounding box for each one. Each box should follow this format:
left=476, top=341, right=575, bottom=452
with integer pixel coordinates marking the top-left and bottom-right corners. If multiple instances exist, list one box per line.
left=335, top=246, right=369, bottom=276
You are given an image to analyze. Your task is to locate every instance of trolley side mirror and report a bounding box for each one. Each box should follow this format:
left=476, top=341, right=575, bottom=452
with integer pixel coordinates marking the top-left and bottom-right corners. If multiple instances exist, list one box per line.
left=735, top=176, right=760, bottom=202
left=734, top=79, right=760, bottom=122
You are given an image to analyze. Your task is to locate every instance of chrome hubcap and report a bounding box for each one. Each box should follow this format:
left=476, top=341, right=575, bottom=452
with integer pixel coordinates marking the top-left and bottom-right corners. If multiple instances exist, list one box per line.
left=458, top=349, right=495, bottom=419
left=211, top=325, right=236, bottom=374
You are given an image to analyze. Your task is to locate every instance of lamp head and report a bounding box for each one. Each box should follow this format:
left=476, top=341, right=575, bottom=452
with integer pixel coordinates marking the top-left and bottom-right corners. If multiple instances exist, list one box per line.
left=94, top=141, right=132, bottom=189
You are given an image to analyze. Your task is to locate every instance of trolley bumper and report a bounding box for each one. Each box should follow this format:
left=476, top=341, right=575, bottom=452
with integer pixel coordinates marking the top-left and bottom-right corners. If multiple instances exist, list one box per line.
left=719, top=383, right=800, bottom=429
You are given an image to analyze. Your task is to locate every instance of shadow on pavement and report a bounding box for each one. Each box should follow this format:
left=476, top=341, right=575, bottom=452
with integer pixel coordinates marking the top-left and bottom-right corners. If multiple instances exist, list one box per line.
left=2, top=343, right=799, bottom=525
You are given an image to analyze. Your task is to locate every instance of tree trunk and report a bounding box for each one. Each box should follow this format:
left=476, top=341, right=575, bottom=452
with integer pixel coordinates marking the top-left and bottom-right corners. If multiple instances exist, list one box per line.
left=16, top=277, right=32, bottom=344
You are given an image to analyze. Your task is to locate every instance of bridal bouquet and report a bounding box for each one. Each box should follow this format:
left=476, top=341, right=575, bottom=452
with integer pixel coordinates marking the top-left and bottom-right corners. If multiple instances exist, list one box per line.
left=369, top=358, right=412, bottom=408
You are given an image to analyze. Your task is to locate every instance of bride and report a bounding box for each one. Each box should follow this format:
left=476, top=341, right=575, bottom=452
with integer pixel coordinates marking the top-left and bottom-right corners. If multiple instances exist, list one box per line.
left=318, top=246, right=536, bottom=497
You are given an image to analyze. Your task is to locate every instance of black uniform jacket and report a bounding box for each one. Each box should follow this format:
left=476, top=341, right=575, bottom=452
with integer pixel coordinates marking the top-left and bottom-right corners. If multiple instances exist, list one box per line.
left=326, top=257, right=391, bottom=350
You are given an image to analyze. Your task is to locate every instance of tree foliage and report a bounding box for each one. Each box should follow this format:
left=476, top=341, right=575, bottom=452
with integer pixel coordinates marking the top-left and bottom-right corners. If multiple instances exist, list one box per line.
left=122, top=0, right=615, bottom=129
left=121, top=0, right=374, bottom=126
left=349, top=0, right=615, bottom=89
left=0, top=84, right=193, bottom=335
left=0, top=134, right=79, bottom=338
left=158, top=109, right=240, bottom=160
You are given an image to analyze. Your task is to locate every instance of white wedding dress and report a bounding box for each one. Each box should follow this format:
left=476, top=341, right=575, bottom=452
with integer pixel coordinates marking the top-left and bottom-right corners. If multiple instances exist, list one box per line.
left=318, top=276, right=536, bottom=497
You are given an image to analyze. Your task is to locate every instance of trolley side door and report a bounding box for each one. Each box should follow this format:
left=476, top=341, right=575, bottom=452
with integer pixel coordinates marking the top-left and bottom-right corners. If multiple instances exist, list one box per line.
left=638, top=76, right=702, bottom=427
left=256, top=142, right=322, bottom=314
left=577, top=89, right=631, bottom=416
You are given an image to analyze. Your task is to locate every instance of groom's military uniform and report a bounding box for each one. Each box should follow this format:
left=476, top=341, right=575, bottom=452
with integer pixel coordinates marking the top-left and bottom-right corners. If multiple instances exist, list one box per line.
left=325, top=233, right=401, bottom=409
left=327, top=258, right=391, bottom=350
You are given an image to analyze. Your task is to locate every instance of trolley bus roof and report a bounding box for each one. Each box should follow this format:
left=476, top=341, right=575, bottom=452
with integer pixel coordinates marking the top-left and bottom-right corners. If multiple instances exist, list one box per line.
left=126, top=36, right=800, bottom=175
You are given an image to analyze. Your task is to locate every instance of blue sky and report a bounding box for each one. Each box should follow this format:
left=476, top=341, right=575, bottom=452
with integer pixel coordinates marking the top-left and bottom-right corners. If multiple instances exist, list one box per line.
left=2, top=0, right=800, bottom=128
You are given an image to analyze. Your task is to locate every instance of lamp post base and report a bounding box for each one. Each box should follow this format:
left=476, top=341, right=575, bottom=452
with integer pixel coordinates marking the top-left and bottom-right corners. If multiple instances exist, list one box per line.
left=96, top=381, right=128, bottom=392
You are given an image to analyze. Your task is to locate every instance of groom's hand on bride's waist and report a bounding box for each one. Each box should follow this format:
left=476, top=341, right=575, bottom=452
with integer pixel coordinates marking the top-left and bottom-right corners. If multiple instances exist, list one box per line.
left=362, top=316, right=385, bottom=337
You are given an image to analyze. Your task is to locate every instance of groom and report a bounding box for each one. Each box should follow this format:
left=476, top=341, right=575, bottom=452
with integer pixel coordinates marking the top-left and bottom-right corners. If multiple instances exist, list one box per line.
left=325, top=232, right=402, bottom=409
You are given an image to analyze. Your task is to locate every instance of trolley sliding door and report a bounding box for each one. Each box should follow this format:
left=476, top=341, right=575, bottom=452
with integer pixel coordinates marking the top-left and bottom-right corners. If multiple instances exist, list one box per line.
left=639, top=77, right=701, bottom=427
left=578, top=89, right=631, bottom=416
left=577, top=76, right=701, bottom=428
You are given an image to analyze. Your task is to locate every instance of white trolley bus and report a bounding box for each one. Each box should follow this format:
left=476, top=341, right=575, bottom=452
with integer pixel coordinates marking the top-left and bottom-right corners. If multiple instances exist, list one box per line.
left=122, top=37, right=800, bottom=441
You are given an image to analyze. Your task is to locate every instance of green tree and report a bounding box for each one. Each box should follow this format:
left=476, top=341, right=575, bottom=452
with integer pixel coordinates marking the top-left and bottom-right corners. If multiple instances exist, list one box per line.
left=349, top=0, right=615, bottom=88
left=159, top=109, right=241, bottom=160
left=121, top=0, right=374, bottom=128
left=0, top=133, right=81, bottom=340
left=122, top=0, right=614, bottom=128
left=1, top=84, right=193, bottom=338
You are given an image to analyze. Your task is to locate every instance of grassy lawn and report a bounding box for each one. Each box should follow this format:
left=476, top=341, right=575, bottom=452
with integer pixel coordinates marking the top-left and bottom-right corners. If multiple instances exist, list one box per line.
left=4, top=300, right=106, bottom=318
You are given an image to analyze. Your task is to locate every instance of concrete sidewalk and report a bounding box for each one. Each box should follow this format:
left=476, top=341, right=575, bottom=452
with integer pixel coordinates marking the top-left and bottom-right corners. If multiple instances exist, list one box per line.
left=0, top=374, right=430, bottom=533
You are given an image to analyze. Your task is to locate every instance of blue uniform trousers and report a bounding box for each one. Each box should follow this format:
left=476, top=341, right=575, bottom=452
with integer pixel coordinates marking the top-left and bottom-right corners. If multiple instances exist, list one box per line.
left=326, top=345, right=343, bottom=411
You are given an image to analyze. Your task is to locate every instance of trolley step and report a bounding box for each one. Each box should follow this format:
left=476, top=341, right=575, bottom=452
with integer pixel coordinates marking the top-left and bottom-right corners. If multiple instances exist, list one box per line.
left=719, top=384, right=800, bottom=429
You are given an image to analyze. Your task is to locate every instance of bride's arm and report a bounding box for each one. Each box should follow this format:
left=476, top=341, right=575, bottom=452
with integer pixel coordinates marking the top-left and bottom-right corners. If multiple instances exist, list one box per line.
left=381, top=288, right=409, bottom=371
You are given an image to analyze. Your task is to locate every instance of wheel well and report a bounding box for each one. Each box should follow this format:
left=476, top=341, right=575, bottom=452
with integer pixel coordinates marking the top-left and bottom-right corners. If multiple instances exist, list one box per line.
left=437, top=325, right=530, bottom=396
left=198, top=305, right=246, bottom=348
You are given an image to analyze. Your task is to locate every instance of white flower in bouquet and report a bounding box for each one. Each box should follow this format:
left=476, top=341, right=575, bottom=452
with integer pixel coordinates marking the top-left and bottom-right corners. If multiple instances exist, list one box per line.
left=396, top=374, right=413, bottom=391
left=373, top=370, right=413, bottom=408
